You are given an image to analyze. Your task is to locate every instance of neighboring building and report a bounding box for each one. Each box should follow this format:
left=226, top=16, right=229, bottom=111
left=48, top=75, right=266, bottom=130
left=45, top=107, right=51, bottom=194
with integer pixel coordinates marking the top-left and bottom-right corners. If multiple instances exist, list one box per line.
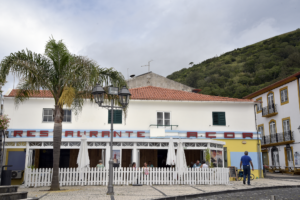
left=4, top=86, right=261, bottom=184
left=244, top=71, right=300, bottom=171
left=127, top=72, right=194, bottom=92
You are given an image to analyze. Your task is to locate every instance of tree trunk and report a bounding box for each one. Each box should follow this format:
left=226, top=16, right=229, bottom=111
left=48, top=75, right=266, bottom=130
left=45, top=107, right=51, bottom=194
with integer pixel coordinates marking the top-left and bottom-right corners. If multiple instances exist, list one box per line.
left=50, top=105, right=63, bottom=191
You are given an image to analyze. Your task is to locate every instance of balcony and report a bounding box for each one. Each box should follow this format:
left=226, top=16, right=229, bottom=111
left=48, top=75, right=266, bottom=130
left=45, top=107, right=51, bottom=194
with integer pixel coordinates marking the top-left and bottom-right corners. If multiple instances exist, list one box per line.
left=262, top=104, right=278, bottom=117
left=261, top=131, right=294, bottom=147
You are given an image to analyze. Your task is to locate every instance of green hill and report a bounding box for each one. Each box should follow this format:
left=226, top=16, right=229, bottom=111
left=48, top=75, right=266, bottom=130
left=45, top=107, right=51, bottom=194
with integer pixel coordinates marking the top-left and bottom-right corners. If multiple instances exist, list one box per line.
left=167, top=28, right=300, bottom=98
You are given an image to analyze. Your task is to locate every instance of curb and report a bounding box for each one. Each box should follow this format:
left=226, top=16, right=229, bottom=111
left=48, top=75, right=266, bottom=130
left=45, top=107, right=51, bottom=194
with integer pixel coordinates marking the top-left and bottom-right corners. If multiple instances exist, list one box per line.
left=152, top=185, right=300, bottom=200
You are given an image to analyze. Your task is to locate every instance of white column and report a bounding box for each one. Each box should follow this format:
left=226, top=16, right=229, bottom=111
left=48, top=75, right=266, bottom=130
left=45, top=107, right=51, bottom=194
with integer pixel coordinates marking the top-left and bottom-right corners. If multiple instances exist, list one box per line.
left=23, top=142, right=29, bottom=186
left=105, top=143, right=110, bottom=167
left=24, top=142, right=30, bottom=168
left=132, top=143, right=138, bottom=167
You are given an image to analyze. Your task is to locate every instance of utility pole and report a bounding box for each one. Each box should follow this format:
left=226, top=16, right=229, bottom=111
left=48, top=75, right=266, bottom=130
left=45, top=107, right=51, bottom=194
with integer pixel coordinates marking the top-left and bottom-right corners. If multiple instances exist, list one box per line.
left=0, top=82, right=3, bottom=179
left=141, top=60, right=153, bottom=72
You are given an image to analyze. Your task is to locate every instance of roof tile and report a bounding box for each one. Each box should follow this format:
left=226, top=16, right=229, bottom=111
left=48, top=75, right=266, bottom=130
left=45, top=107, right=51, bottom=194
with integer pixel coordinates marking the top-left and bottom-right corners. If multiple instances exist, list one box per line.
left=5, top=86, right=253, bottom=102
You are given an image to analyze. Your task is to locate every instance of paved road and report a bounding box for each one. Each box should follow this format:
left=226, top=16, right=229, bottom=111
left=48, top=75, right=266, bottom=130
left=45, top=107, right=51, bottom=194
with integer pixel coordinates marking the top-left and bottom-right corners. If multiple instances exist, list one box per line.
left=192, top=188, right=300, bottom=200
left=265, top=172, right=300, bottom=180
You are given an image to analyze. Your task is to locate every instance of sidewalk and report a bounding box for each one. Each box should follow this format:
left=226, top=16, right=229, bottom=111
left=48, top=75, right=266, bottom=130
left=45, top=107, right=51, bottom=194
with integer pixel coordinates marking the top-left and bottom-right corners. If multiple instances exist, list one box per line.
left=19, top=177, right=300, bottom=200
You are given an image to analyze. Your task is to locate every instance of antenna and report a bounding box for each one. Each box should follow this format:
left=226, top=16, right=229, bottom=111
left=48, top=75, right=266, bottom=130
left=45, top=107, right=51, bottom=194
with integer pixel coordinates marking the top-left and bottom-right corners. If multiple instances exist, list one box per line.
left=141, top=60, right=153, bottom=72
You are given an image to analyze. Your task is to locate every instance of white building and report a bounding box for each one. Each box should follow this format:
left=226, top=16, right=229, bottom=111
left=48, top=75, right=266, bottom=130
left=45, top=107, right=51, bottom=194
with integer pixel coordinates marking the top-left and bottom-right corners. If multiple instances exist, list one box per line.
left=4, top=86, right=261, bottom=184
left=244, top=71, right=300, bottom=172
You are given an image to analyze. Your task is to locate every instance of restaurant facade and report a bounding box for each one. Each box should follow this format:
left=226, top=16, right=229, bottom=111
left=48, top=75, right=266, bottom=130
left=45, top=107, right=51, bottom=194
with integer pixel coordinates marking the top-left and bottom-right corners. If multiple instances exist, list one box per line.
left=3, top=86, right=262, bottom=184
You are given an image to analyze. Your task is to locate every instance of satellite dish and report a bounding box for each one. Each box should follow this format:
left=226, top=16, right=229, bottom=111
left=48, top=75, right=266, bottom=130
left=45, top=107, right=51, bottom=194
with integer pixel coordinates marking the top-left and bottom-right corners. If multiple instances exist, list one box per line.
left=130, top=74, right=135, bottom=78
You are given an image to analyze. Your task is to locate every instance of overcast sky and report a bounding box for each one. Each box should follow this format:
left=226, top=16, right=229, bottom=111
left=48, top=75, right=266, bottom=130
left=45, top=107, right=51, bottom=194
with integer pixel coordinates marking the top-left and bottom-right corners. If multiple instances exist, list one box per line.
left=1, top=0, right=300, bottom=94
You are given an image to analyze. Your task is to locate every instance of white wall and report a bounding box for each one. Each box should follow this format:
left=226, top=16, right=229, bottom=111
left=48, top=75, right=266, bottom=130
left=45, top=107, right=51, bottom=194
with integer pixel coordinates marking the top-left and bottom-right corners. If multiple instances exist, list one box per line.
left=4, top=97, right=256, bottom=132
left=254, top=78, right=300, bottom=166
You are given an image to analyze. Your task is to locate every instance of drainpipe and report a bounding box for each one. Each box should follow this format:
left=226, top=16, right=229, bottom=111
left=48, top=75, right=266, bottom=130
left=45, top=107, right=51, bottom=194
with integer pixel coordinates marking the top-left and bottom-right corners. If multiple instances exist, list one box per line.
left=254, top=104, right=262, bottom=178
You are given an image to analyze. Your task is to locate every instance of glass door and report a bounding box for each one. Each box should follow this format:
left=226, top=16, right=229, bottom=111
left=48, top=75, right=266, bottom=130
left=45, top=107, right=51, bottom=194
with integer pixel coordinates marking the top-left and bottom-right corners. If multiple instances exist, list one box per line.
left=268, top=93, right=274, bottom=113
left=270, top=122, right=276, bottom=143
left=283, top=119, right=291, bottom=141
left=272, top=151, right=280, bottom=166
left=287, top=148, right=294, bottom=167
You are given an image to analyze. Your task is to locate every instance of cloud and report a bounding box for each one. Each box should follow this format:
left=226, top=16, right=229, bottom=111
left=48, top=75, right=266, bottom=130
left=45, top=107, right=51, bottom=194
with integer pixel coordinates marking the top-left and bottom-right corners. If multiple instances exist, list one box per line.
left=1, top=0, right=300, bottom=94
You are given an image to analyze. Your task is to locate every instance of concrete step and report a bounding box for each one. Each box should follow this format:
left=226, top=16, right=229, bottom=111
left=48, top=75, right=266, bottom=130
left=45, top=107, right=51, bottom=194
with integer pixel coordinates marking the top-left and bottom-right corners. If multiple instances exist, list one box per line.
left=0, top=186, right=19, bottom=193
left=20, top=198, right=39, bottom=200
left=0, top=191, right=28, bottom=200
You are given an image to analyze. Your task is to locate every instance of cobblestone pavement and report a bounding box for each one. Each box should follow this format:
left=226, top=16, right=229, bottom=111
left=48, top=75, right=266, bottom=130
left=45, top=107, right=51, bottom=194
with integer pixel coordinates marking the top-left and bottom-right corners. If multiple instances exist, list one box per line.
left=192, top=188, right=300, bottom=200
left=18, top=176, right=300, bottom=200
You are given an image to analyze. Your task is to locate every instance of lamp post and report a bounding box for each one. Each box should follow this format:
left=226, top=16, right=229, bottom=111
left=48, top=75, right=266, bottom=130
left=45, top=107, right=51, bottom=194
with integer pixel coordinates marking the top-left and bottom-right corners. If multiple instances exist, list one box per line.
left=91, top=84, right=131, bottom=195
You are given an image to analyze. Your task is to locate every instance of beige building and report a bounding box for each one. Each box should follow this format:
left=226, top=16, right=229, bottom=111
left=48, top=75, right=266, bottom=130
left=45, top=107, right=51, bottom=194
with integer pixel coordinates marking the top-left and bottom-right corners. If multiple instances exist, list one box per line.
left=127, top=72, right=194, bottom=92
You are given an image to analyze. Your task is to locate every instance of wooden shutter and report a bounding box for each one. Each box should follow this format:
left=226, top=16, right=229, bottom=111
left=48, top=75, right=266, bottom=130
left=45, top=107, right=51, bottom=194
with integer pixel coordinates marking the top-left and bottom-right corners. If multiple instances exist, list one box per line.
left=218, top=112, right=226, bottom=125
left=108, top=110, right=122, bottom=124
left=212, top=112, right=219, bottom=125
left=212, top=112, right=226, bottom=125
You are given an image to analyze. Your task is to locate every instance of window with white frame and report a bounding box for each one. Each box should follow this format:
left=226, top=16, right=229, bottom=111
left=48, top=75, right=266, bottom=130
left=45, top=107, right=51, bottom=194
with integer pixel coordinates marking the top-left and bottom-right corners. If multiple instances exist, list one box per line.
left=43, top=108, right=72, bottom=122
left=258, top=126, right=264, bottom=135
left=283, top=119, right=290, bottom=133
left=269, top=121, right=276, bottom=135
left=157, top=112, right=170, bottom=126
left=257, top=100, right=262, bottom=112
left=280, top=88, right=288, bottom=104
left=63, top=110, right=72, bottom=122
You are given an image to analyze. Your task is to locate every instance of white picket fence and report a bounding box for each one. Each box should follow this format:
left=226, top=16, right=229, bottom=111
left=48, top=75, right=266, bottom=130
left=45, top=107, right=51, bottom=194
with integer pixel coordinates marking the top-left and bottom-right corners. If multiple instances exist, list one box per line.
left=24, top=167, right=229, bottom=187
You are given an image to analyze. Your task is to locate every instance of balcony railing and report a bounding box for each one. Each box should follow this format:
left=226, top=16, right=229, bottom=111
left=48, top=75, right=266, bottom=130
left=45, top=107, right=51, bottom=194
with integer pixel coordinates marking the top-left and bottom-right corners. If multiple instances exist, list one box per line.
left=262, top=104, right=278, bottom=117
left=261, top=131, right=294, bottom=145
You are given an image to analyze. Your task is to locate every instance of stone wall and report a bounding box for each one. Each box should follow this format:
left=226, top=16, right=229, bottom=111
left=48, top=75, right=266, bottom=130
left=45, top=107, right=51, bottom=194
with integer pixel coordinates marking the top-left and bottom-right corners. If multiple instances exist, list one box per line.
left=127, top=72, right=194, bottom=91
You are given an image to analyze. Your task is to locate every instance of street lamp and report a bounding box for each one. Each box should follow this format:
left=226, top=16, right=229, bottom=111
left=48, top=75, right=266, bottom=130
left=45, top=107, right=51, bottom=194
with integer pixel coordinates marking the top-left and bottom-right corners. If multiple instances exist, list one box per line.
left=91, top=84, right=131, bottom=195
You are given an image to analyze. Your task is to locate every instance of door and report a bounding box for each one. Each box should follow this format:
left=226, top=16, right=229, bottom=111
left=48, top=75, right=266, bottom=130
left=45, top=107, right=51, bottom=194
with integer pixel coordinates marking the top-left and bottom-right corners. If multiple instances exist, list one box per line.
left=270, top=121, right=276, bottom=143
left=262, top=152, right=269, bottom=166
left=283, top=119, right=291, bottom=141
left=286, top=148, right=294, bottom=167
left=272, top=151, right=280, bottom=166
left=268, top=93, right=274, bottom=113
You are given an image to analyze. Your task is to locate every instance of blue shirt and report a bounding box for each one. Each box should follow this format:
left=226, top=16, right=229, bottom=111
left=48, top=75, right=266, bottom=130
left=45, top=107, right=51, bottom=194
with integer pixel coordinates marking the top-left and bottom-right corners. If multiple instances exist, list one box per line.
left=241, top=155, right=252, bottom=166
left=193, top=163, right=201, bottom=168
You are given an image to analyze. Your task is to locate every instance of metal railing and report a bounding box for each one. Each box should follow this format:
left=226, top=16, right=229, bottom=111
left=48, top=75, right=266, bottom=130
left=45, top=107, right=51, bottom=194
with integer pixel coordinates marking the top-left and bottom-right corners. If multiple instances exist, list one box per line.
left=261, top=131, right=294, bottom=145
left=149, top=124, right=178, bottom=130
left=262, top=104, right=277, bottom=117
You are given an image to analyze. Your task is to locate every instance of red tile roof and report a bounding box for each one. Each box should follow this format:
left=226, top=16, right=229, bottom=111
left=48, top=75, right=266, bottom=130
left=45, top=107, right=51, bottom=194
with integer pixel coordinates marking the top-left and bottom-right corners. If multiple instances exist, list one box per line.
left=5, top=86, right=253, bottom=102
left=5, top=90, right=53, bottom=98
left=130, top=86, right=253, bottom=102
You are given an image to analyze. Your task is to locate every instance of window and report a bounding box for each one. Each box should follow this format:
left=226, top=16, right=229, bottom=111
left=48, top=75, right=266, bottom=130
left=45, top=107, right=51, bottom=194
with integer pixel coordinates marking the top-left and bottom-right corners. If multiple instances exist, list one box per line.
left=256, top=97, right=262, bottom=113
left=269, top=120, right=276, bottom=135
left=63, top=110, right=72, bottom=122
left=43, top=109, right=53, bottom=122
left=108, top=110, right=122, bottom=124
left=212, top=112, right=226, bottom=126
left=267, top=92, right=274, bottom=108
left=282, top=117, right=291, bottom=133
left=280, top=86, right=289, bottom=105
left=43, top=108, right=72, bottom=122
left=157, top=112, right=170, bottom=126
left=258, top=124, right=264, bottom=135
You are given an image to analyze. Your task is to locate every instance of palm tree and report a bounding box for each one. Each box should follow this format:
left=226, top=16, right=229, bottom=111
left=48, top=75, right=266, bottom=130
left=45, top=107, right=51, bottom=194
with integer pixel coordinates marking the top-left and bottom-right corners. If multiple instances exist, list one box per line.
left=0, top=37, right=127, bottom=190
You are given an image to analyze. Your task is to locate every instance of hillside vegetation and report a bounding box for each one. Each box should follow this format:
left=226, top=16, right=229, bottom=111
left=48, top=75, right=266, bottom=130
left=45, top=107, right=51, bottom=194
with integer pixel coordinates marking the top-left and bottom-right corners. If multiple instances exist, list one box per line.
left=167, top=29, right=300, bottom=98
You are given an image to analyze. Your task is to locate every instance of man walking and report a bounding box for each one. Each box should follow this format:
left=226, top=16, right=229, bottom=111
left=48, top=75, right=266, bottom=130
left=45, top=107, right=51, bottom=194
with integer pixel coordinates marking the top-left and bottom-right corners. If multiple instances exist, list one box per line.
left=240, top=151, right=254, bottom=185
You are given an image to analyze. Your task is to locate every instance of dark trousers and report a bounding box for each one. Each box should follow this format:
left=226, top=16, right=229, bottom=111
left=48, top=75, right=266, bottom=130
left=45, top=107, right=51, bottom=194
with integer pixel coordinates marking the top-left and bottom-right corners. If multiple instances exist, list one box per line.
left=243, top=165, right=250, bottom=184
